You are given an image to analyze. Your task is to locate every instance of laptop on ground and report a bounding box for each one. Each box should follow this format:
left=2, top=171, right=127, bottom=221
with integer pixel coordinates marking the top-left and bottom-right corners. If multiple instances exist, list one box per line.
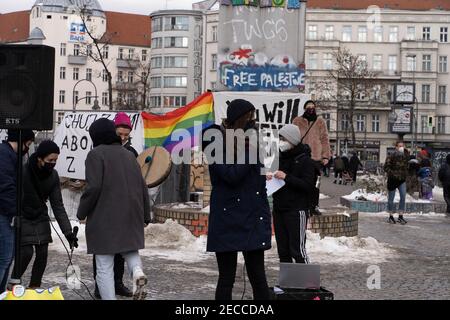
left=278, top=263, right=321, bottom=289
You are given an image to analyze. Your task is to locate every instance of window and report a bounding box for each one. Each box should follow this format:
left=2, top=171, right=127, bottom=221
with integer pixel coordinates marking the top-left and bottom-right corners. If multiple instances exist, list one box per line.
left=56, top=111, right=65, bottom=125
left=340, top=113, right=350, bottom=131
left=102, top=92, right=108, bottom=106
left=128, top=49, right=134, bottom=60
left=389, top=26, right=398, bottom=42
left=437, top=116, right=446, bottom=134
left=126, top=93, right=134, bottom=106
left=372, top=85, right=381, bottom=101
left=60, top=43, right=66, bottom=56
left=422, top=54, right=431, bottom=72
left=422, top=84, right=431, bottom=103
left=325, top=25, right=334, bottom=40
left=117, top=92, right=124, bottom=105
left=87, top=44, right=92, bottom=57
left=373, top=54, right=382, bottom=71
left=440, top=27, right=448, bottom=43
left=151, top=57, right=163, bottom=68
left=342, top=26, right=352, bottom=42
left=165, top=16, right=189, bottom=31
left=407, top=26, right=416, bottom=40
left=152, top=17, right=163, bottom=32
left=308, top=53, right=318, bottom=69
left=438, top=85, right=447, bottom=104
left=210, top=82, right=217, bottom=90
left=323, top=113, right=331, bottom=131
left=373, top=26, right=383, bottom=42
left=102, top=69, right=108, bottom=82
left=407, top=56, right=416, bottom=71
left=86, top=92, right=92, bottom=105
left=73, top=91, right=79, bottom=106
left=150, top=96, right=161, bottom=108
left=60, top=67, right=66, bottom=80
left=211, top=54, right=217, bottom=70
left=212, top=25, right=218, bottom=42
left=102, top=46, right=109, bottom=59
left=73, top=44, right=80, bottom=56
left=118, top=48, right=124, bottom=59
left=439, top=56, right=448, bottom=73
left=86, top=68, right=92, bottom=81
left=164, top=37, right=189, bottom=48
left=371, top=114, right=380, bottom=132
left=358, top=26, right=367, bottom=42
left=421, top=115, right=429, bottom=134
left=308, top=25, right=318, bottom=40
left=323, top=53, right=332, bottom=70
left=150, top=77, right=161, bottom=88
left=59, top=90, right=65, bottom=104
left=117, top=70, right=124, bottom=82
left=356, top=115, right=366, bottom=132
left=388, top=55, right=397, bottom=73
left=164, top=56, right=188, bottom=68
left=128, top=71, right=134, bottom=83
left=73, top=68, right=79, bottom=80
left=151, top=37, right=163, bottom=49
left=423, top=27, right=431, bottom=41
left=163, top=96, right=187, bottom=107
left=164, top=76, right=187, bottom=88
left=142, top=50, right=147, bottom=62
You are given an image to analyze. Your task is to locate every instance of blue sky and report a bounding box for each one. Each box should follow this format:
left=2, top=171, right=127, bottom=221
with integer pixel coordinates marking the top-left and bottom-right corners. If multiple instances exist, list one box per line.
left=1, top=0, right=196, bottom=14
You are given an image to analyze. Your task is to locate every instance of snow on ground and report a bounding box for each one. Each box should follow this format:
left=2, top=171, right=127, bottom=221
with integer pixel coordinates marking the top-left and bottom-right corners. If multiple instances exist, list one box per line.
left=343, top=189, right=432, bottom=203
left=319, top=193, right=330, bottom=200
left=50, top=219, right=395, bottom=265
left=359, top=211, right=446, bottom=217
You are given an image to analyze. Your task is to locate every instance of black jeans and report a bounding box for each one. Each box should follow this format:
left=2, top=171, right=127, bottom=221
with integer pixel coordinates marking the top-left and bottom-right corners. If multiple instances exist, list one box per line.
left=444, top=186, right=450, bottom=214
left=93, top=254, right=125, bottom=286
left=11, top=244, right=48, bottom=288
left=273, top=210, right=309, bottom=263
left=215, top=250, right=270, bottom=300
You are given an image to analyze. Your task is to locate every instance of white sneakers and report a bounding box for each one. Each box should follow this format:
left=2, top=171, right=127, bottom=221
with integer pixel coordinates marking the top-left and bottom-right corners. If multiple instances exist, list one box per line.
left=132, top=266, right=147, bottom=300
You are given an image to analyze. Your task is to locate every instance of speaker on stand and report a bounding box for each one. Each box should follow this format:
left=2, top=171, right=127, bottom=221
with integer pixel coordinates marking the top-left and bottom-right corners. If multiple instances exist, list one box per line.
left=0, top=44, right=55, bottom=288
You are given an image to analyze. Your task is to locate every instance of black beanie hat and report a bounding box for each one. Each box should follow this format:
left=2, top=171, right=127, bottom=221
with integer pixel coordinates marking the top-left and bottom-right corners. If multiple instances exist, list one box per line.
left=36, top=140, right=60, bottom=158
left=226, top=99, right=255, bottom=125
left=7, top=129, right=35, bottom=143
left=303, top=100, right=316, bottom=109
left=89, top=118, right=121, bottom=147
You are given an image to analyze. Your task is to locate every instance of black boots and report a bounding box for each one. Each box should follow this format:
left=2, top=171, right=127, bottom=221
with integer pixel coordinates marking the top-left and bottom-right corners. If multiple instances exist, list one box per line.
left=388, top=215, right=396, bottom=224
left=397, top=215, right=408, bottom=225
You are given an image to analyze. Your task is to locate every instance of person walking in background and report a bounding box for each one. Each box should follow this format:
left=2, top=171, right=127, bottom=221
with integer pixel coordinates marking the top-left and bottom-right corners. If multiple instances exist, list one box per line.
left=77, top=118, right=151, bottom=300
left=205, top=99, right=271, bottom=300
left=333, top=155, right=345, bottom=184
left=269, top=124, right=315, bottom=264
left=292, top=100, right=331, bottom=215
left=9, top=141, right=77, bottom=289
left=349, top=152, right=363, bottom=185
left=438, top=154, right=450, bottom=213
left=406, top=155, right=420, bottom=197
left=0, top=129, right=35, bottom=293
left=418, top=158, right=434, bottom=200
left=383, top=141, right=409, bottom=224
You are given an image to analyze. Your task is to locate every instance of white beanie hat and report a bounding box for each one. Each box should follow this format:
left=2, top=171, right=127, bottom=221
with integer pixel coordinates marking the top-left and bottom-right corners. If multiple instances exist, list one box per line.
left=279, top=124, right=302, bottom=146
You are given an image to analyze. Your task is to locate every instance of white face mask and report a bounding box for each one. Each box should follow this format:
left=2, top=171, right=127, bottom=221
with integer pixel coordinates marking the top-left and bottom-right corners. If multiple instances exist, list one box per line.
left=279, top=141, right=293, bottom=152
left=398, top=147, right=404, bottom=153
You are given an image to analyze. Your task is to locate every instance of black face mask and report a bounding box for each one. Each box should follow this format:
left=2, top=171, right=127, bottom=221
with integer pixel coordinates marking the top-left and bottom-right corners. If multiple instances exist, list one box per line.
left=42, top=162, right=56, bottom=173
left=303, top=109, right=317, bottom=121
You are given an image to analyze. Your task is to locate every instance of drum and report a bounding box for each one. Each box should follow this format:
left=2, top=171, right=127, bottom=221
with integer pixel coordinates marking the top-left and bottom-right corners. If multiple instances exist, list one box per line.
left=137, top=146, right=172, bottom=188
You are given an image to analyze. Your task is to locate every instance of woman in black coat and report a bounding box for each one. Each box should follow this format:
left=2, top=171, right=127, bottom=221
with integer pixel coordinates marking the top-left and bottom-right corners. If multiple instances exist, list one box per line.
left=9, top=141, right=77, bottom=289
left=205, top=99, right=271, bottom=300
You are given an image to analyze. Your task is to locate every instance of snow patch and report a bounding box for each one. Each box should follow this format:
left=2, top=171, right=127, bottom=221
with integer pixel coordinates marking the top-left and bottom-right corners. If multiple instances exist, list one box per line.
left=319, top=193, right=330, bottom=200
left=343, top=189, right=432, bottom=203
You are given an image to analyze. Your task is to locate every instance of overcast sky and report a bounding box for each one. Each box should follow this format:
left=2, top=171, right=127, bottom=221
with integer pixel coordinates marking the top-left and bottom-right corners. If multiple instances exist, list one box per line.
left=1, top=0, right=198, bottom=14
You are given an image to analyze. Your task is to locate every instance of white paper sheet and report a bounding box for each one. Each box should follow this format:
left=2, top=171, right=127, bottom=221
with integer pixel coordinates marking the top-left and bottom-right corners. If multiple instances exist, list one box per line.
left=266, top=178, right=286, bottom=197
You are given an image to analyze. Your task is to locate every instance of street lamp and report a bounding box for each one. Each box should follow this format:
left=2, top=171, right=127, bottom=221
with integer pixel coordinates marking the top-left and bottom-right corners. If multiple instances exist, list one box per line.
left=72, top=79, right=99, bottom=112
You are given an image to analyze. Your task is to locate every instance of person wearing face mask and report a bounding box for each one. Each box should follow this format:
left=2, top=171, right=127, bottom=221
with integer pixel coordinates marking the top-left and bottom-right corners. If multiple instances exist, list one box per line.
left=292, top=100, right=331, bottom=216
left=0, top=129, right=35, bottom=293
left=8, top=140, right=77, bottom=289
left=205, top=99, right=271, bottom=300
left=268, top=124, right=315, bottom=264
left=383, top=141, right=409, bottom=224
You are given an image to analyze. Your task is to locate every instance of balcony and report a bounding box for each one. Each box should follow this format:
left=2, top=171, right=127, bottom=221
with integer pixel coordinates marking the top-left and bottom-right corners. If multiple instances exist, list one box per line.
left=116, top=59, right=140, bottom=69
left=114, top=82, right=138, bottom=91
left=68, top=55, right=87, bottom=65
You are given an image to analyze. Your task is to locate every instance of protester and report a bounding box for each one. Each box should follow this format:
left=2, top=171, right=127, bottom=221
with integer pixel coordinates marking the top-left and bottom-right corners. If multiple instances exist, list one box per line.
left=269, top=124, right=315, bottom=264
left=383, top=141, right=409, bottom=224
left=0, top=129, right=35, bottom=293
left=9, top=141, right=77, bottom=289
left=205, top=99, right=271, bottom=300
left=91, top=112, right=140, bottom=299
left=406, top=156, right=420, bottom=196
left=333, top=155, right=345, bottom=184
left=292, top=100, right=331, bottom=215
left=418, top=158, right=434, bottom=200
left=438, top=154, right=450, bottom=213
left=349, top=152, right=363, bottom=185
left=77, top=118, right=150, bottom=300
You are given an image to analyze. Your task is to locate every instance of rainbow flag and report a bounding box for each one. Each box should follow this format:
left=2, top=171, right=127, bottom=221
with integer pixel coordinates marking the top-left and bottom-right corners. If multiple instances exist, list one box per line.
left=141, top=92, right=214, bottom=152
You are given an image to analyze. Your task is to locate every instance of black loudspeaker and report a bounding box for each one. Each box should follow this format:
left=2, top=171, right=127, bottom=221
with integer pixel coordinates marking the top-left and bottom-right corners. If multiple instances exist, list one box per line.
left=0, top=44, right=55, bottom=130
left=271, top=287, right=334, bottom=300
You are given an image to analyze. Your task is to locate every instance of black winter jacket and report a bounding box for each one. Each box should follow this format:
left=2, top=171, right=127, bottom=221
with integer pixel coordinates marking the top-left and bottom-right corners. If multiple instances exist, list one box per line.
left=439, top=163, right=450, bottom=188
left=0, top=142, right=17, bottom=218
left=273, top=144, right=316, bottom=213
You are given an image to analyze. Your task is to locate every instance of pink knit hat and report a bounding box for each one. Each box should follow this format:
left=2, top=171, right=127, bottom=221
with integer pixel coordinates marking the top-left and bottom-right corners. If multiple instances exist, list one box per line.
left=114, top=112, right=132, bottom=130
